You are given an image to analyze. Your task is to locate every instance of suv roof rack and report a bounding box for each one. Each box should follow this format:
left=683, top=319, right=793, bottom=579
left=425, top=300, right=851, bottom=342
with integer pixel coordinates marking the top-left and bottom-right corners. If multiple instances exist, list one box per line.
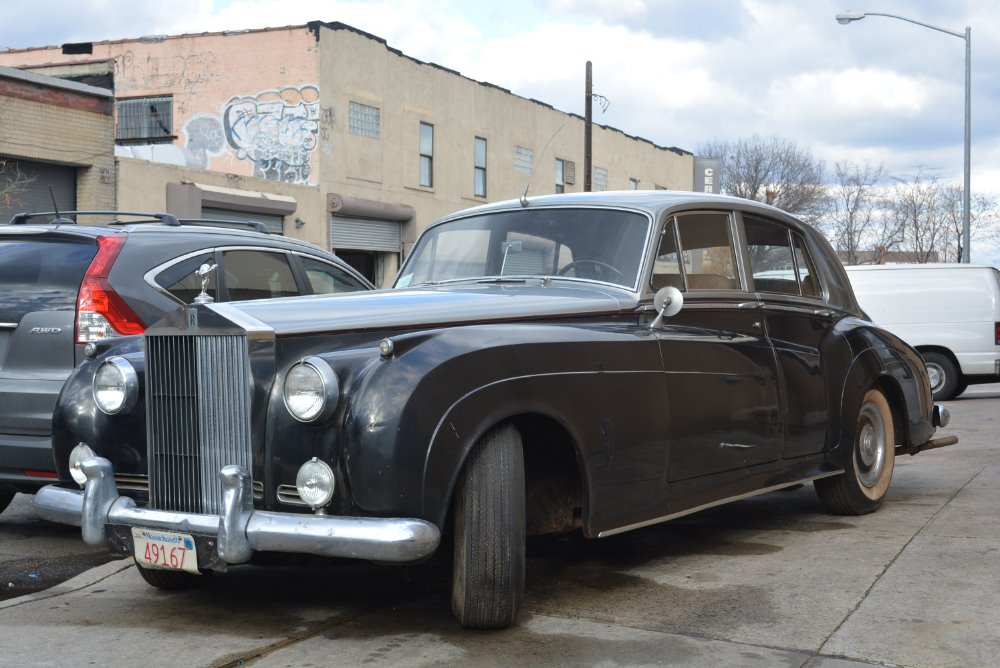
left=9, top=211, right=179, bottom=226
left=174, top=219, right=272, bottom=234
left=9, top=211, right=271, bottom=234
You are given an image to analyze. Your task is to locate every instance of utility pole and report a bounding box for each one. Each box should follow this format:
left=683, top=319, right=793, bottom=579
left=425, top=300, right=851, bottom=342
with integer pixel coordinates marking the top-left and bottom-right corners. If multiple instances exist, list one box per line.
left=584, top=61, right=592, bottom=192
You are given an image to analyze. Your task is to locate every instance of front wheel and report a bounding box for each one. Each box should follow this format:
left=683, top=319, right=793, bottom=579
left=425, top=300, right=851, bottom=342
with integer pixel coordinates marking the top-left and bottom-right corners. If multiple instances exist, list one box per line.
left=815, top=389, right=895, bottom=515
left=451, top=423, right=525, bottom=629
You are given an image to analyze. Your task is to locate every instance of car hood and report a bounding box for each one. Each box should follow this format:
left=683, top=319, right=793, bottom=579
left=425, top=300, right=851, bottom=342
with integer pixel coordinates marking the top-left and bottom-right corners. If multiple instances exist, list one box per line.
left=207, top=283, right=638, bottom=336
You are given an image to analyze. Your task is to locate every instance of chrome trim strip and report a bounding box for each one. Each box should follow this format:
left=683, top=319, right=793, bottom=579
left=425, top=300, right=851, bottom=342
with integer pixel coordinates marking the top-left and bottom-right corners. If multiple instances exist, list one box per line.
left=0, top=322, right=17, bottom=329
left=596, top=470, right=845, bottom=538
left=33, top=459, right=442, bottom=564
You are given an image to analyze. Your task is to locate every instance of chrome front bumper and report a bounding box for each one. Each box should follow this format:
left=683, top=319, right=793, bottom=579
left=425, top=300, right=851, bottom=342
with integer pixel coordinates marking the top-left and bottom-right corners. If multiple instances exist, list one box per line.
left=33, top=457, right=441, bottom=564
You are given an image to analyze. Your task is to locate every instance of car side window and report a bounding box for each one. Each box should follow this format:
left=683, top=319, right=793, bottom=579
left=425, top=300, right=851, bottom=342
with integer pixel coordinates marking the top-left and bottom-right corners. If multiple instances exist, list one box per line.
left=300, top=256, right=369, bottom=294
left=791, top=233, right=820, bottom=297
left=744, top=217, right=798, bottom=295
left=651, top=219, right=684, bottom=291
left=155, top=252, right=217, bottom=304
left=654, top=212, right=739, bottom=291
left=221, top=250, right=299, bottom=301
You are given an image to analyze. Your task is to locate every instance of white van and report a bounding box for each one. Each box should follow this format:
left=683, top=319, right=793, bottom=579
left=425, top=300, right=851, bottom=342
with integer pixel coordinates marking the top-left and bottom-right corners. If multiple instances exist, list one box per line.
left=845, top=263, right=1000, bottom=400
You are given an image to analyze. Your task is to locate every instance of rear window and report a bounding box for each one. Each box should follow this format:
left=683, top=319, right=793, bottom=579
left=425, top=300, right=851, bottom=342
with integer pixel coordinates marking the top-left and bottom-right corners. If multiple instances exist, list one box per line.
left=0, top=238, right=97, bottom=321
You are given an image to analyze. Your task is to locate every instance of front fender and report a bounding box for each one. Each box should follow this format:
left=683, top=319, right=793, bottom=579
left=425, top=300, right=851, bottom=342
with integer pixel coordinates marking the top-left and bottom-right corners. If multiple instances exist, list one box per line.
left=52, top=336, right=147, bottom=483
left=342, top=322, right=667, bottom=528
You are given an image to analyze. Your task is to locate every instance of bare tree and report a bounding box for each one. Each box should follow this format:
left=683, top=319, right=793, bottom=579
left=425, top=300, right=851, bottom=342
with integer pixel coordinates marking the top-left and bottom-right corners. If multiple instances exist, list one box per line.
left=938, top=185, right=1000, bottom=263
left=889, top=168, right=946, bottom=264
left=698, top=135, right=829, bottom=224
left=0, top=157, right=35, bottom=218
left=0, top=100, right=36, bottom=222
left=826, top=160, right=887, bottom=264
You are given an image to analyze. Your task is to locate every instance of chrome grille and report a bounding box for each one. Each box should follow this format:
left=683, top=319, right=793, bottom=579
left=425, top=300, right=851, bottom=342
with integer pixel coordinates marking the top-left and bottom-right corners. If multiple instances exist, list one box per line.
left=146, top=334, right=252, bottom=514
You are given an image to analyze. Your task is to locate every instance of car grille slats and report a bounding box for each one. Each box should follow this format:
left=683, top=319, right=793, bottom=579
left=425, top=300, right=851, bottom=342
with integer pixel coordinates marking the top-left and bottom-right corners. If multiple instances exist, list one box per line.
left=146, top=334, right=251, bottom=515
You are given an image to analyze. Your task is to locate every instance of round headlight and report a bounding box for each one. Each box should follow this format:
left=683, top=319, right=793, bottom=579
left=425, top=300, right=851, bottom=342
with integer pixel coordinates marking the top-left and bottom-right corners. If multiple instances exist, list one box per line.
left=69, top=442, right=96, bottom=487
left=296, top=457, right=335, bottom=508
left=92, top=356, right=139, bottom=415
left=283, top=357, right=339, bottom=422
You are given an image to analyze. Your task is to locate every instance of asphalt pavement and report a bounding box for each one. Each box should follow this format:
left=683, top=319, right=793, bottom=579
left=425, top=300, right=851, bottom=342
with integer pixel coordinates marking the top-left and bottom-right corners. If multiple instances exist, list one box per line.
left=1, top=385, right=997, bottom=667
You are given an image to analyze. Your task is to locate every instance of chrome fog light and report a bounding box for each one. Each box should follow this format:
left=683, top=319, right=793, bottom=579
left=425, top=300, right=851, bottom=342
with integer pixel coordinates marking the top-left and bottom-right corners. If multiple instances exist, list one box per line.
left=283, top=357, right=339, bottom=422
left=69, top=443, right=96, bottom=487
left=295, top=457, right=335, bottom=509
left=92, top=356, right=138, bottom=415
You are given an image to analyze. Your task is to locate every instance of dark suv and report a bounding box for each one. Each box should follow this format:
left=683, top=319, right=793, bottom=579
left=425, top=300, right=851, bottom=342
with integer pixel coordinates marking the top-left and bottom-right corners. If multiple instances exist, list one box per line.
left=0, top=211, right=373, bottom=514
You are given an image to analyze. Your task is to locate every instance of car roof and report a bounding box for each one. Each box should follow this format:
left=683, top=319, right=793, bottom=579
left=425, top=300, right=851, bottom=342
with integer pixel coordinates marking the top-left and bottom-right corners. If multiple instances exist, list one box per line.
left=434, top=189, right=815, bottom=233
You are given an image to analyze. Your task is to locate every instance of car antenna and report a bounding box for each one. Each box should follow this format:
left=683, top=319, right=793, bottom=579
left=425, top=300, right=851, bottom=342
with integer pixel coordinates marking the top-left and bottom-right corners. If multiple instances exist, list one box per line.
left=48, top=186, right=74, bottom=225
left=520, top=121, right=566, bottom=207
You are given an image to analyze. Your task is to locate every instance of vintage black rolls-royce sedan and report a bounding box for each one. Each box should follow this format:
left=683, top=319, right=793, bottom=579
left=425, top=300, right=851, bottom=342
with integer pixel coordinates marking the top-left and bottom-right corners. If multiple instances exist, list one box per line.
left=35, top=191, right=956, bottom=629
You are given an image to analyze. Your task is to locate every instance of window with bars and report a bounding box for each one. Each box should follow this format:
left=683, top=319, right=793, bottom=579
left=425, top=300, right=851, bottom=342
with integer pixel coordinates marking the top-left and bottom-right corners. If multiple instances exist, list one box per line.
left=593, top=167, right=608, bottom=191
left=117, top=96, right=174, bottom=144
left=513, top=145, right=533, bottom=173
left=474, top=136, right=487, bottom=198
left=419, top=122, right=434, bottom=187
left=349, top=101, right=381, bottom=138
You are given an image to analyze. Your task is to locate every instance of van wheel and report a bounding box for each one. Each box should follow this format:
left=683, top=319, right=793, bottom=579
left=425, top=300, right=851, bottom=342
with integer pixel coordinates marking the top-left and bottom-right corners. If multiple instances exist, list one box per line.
left=923, top=352, right=959, bottom=401
left=135, top=563, right=210, bottom=590
left=451, top=423, right=525, bottom=629
left=815, top=389, right=895, bottom=515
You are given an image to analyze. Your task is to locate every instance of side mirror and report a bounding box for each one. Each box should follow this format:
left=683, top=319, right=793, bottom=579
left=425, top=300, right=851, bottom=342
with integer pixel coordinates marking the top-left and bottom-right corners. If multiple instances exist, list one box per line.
left=650, top=286, right=683, bottom=329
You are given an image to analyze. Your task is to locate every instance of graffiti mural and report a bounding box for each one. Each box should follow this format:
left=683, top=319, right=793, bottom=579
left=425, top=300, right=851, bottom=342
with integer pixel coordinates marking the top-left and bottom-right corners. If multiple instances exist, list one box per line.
left=221, top=85, right=321, bottom=184
left=182, top=115, right=226, bottom=169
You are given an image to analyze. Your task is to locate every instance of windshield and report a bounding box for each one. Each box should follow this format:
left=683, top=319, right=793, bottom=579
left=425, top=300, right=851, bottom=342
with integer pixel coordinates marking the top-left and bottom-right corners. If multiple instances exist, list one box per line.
left=396, top=208, right=650, bottom=289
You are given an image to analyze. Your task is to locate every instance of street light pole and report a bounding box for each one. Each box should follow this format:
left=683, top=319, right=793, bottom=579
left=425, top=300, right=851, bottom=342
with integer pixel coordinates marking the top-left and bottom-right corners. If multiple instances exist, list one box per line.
left=836, top=11, right=972, bottom=263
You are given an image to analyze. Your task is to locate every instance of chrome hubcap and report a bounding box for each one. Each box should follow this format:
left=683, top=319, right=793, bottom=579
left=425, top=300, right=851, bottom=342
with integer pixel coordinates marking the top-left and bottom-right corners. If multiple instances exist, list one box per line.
left=926, top=364, right=943, bottom=392
left=857, top=403, right=886, bottom=488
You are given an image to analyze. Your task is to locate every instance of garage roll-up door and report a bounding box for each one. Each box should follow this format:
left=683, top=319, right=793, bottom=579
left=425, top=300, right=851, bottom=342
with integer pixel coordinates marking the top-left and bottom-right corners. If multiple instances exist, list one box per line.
left=0, top=158, right=76, bottom=223
left=200, top=206, right=284, bottom=235
left=330, top=216, right=401, bottom=252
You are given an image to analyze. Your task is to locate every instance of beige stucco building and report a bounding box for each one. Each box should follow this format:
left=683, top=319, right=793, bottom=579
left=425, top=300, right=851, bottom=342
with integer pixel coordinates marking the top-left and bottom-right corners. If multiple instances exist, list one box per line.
left=0, top=22, right=693, bottom=286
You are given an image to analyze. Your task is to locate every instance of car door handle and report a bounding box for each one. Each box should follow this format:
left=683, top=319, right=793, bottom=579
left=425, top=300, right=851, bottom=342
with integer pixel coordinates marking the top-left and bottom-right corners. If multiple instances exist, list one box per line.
left=813, top=309, right=833, bottom=317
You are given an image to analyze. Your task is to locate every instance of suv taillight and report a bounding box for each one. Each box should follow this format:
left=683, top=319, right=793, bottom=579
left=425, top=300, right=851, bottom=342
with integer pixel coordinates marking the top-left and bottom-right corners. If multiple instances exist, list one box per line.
left=995, top=322, right=1000, bottom=346
left=75, top=234, right=146, bottom=344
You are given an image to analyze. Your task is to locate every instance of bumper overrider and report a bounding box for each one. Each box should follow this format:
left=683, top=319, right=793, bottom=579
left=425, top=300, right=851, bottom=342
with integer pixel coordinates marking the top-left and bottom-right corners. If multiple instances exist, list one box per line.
left=33, top=457, right=441, bottom=566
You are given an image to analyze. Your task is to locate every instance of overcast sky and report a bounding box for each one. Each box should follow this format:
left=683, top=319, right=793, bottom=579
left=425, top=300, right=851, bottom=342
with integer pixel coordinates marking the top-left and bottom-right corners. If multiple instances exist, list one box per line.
left=2, top=0, right=998, bottom=260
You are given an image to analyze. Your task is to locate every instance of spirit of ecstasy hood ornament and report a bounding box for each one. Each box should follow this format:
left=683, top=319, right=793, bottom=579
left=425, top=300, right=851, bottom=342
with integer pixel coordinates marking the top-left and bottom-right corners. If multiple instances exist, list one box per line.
left=192, top=263, right=218, bottom=304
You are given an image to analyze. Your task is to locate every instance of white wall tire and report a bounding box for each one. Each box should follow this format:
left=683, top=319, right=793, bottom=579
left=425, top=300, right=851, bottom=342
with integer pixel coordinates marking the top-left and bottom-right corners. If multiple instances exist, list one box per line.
left=815, top=389, right=895, bottom=515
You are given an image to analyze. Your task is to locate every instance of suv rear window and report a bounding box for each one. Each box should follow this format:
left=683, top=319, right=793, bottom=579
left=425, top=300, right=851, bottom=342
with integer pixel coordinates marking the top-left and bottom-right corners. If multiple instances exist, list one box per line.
left=0, top=238, right=97, bottom=321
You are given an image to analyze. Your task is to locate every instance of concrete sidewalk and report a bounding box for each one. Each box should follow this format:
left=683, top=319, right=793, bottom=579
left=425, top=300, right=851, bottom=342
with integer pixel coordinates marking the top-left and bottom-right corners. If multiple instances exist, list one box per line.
left=1, top=392, right=997, bottom=667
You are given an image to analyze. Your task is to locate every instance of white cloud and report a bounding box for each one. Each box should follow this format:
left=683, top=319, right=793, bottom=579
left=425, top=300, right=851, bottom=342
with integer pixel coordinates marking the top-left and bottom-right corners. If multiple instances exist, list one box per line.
left=1, top=0, right=997, bottom=199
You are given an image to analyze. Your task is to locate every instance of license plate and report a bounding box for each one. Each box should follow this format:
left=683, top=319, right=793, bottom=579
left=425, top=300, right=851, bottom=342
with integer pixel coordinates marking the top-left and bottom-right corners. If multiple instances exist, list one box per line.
left=131, top=528, right=200, bottom=574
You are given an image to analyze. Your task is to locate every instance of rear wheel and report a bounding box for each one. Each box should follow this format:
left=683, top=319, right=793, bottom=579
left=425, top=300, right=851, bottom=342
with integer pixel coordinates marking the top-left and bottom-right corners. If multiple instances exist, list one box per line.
left=815, top=389, right=895, bottom=515
left=451, top=423, right=525, bottom=629
left=0, top=488, right=14, bottom=515
left=923, top=351, right=960, bottom=401
left=135, top=563, right=210, bottom=590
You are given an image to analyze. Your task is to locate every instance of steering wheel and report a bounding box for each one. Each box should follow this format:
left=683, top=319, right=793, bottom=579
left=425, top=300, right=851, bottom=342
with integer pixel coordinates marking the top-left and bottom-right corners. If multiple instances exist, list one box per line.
left=557, top=260, right=627, bottom=283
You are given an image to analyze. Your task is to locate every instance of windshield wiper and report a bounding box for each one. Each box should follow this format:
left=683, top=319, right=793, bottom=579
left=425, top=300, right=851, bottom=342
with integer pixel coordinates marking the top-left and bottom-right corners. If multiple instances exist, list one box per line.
left=477, top=277, right=528, bottom=284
